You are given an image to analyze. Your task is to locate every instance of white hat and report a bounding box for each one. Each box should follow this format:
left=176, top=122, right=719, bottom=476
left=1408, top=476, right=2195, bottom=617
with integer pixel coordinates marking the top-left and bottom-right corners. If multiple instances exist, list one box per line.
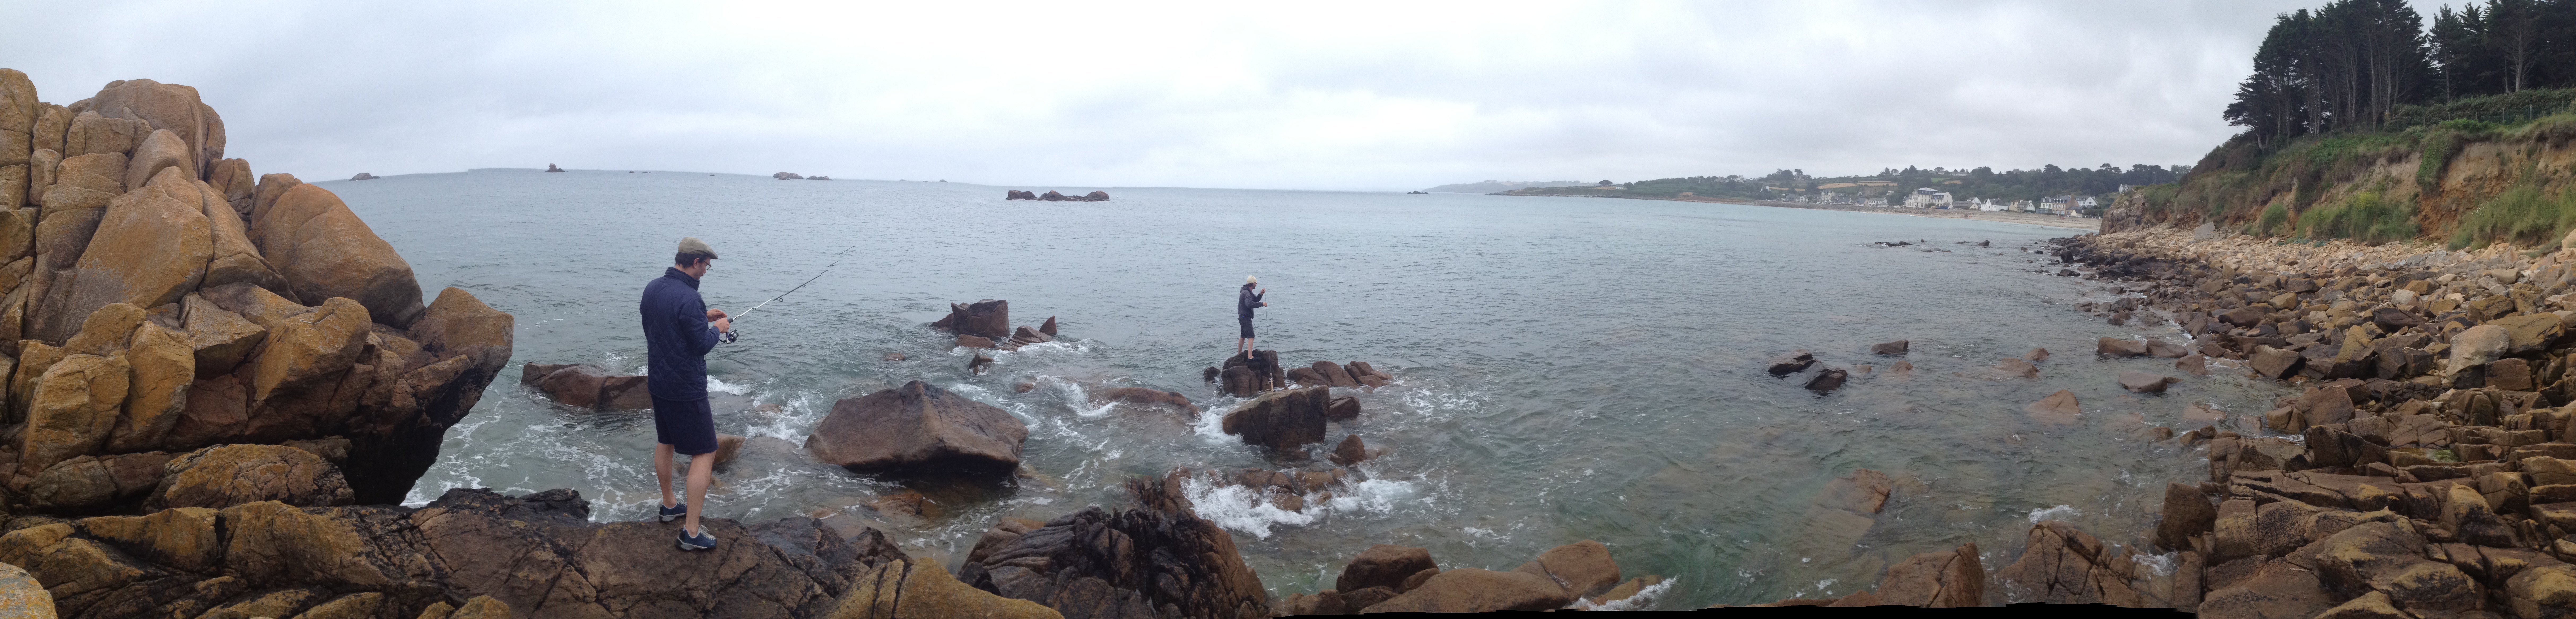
left=1247, top=275, right=1258, bottom=284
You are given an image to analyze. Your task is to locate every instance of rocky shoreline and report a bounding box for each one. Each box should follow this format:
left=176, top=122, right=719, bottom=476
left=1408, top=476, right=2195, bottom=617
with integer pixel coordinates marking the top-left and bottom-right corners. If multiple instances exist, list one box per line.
left=1784, top=225, right=2576, bottom=615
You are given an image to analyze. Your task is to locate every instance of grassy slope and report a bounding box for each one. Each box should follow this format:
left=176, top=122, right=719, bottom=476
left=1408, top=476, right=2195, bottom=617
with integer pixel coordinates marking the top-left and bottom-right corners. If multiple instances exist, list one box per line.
left=2112, top=93, right=2576, bottom=249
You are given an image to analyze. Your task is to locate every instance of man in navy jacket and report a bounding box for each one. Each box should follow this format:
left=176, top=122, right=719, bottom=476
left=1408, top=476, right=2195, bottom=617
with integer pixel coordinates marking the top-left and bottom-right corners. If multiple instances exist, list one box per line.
left=641, top=237, right=731, bottom=551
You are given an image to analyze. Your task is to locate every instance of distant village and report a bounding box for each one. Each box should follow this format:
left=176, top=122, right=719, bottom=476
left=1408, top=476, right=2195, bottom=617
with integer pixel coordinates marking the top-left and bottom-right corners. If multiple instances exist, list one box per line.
left=1813, top=182, right=2113, bottom=217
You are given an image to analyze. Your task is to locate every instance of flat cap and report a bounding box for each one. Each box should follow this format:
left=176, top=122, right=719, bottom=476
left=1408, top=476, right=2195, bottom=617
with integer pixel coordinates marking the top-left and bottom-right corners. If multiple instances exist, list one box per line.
left=677, top=237, right=718, bottom=259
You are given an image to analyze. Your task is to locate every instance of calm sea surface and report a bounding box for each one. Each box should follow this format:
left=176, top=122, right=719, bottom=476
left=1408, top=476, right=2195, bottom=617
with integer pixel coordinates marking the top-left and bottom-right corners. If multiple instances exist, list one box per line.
left=323, top=169, right=2294, bottom=609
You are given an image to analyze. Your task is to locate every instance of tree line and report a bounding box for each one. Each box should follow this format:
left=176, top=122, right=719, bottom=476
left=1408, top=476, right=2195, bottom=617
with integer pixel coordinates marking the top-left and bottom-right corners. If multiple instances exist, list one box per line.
left=2225, top=0, right=2576, bottom=148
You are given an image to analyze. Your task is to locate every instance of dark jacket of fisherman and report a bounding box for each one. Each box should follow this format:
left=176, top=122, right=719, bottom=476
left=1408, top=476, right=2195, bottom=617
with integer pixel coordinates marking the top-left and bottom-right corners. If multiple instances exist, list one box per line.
left=641, top=267, right=721, bottom=401
left=1238, top=285, right=1264, bottom=320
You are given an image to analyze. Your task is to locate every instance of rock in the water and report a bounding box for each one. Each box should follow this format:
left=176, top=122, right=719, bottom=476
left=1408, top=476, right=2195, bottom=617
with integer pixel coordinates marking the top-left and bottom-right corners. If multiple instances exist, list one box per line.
left=1871, top=340, right=1909, bottom=355
left=1766, top=350, right=1816, bottom=376
left=805, top=380, right=1029, bottom=475
left=1992, top=521, right=2144, bottom=605
left=2024, top=389, right=2080, bottom=424
left=1219, top=350, right=1283, bottom=396
left=1312, top=360, right=1360, bottom=387
left=146, top=443, right=353, bottom=510
left=1039, top=316, right=1057, bottom=336
left=1004, top=190, right=1034, bottom=199
left=2116, top=370, right=2179, bottom=394
left=1329, top=434, right=1370, bottom=466
left=1080, top=191, right=1110, bottom=201
left=2095, top=337, right=2147, bottom=358
left=929, top=299, right=1011, bottom=339
left=2176, top=353, right=2209, bottom=376
left=773, top=171, right=803, bottom=179
left=957, top=474, right=1271, bottom=618
left=1515, top=540, right=1620, bottom=599
left=1325, top=395, right=1360, bottom=421
left=969, top=352, right=995, bottom=375
left=1221, top=386, right=1329, bottom=453
left=2144, top=338, right=2188, bottom=358
left=1092, top=386, right=1199, bottom=418
left=2025, top=348, right=2050, bottom=362
left=545, top=163, right=563, bottom=172
left=1996, top=358, right=2038, bottom=378
left=1804, top=367, right=1848, bottom=393
left=1339, top=544, right=1438, bottom=593
left=1011, top=325, right=1052, bottom=344
left=1362, top=568, right=1574, bottom=613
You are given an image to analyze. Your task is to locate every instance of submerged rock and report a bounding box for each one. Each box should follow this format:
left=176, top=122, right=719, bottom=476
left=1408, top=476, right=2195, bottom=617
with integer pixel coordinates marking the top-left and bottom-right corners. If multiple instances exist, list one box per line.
left=2116, top=370, right=2180, bottom=394
left=930, top=299, right=1011, bottom=339
left=2024, top=389, right=2080, bottom=424
left=1871, top=340, right=1909, bottom=355
left=1805, top=367, right=1848, bottom=393
left=1092, top=386, right=1199, bottom=418
left=1766, top=350, right=1816, bottom=376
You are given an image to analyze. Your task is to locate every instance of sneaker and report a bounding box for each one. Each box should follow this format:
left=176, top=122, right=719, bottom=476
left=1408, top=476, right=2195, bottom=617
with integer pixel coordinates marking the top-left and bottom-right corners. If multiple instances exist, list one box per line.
left=658, top=502, right=687, bottom=523
left=677, top=526, right=716, bottom=551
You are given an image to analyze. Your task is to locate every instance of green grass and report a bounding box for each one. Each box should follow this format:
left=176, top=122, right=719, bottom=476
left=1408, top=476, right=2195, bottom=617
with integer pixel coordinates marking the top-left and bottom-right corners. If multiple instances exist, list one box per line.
left=2295, top=190, right=2417, bottom=245
left=2448, top=184, right=2576, bottom=250
left=2255, top=203, right=2292, bottom=236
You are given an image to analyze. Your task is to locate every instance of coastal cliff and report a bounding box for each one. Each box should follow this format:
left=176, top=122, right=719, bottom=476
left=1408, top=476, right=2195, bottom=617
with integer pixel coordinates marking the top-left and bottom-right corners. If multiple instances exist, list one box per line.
left=2104, top=99, right=2576, bottom=246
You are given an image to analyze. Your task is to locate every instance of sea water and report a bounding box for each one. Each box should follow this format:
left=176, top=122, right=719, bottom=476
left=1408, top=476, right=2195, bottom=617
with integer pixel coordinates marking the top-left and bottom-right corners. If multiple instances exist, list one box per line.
left=323, top=168, right=2292, bottom=608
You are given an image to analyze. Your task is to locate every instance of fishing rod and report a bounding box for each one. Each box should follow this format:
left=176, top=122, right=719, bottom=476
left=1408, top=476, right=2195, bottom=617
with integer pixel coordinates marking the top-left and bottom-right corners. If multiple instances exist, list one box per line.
left=719, top=245, right=855, bottom=343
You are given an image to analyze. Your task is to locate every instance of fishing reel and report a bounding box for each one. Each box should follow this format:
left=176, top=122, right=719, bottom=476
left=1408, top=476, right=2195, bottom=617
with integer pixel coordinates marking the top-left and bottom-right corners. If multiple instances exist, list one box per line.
left=720, top=330, right=738, bottom=344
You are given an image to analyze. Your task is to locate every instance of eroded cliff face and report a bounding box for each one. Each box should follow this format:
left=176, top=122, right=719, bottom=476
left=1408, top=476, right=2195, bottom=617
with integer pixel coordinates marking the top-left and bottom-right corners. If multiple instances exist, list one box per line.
left=2103, top=120, right=2576, bottom=238
left=0, top=68, right=515, bottom=517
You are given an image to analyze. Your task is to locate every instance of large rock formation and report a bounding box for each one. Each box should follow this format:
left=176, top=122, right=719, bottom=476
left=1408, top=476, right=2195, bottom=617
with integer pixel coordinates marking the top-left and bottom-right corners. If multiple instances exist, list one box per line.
left=0, top=71, right=514, bottom=515
left=805, top=380, right=1029, bottom=475
left=955, top=474, right=1270, bottom=619
left=0, top=487, right=1036, bottom=619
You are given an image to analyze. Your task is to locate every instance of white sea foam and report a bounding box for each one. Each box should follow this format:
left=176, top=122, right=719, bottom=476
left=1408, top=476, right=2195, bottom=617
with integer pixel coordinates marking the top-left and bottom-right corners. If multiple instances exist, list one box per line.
left=1181, top=475, right=1316, bottom=539
left=1571, top=578, right=1673, bottom=611
left=2028, top=504, right=2079, bottom=523
left=2132, top=551, right=2177, bottom=577
left=705, top=376, right=754, bottom=395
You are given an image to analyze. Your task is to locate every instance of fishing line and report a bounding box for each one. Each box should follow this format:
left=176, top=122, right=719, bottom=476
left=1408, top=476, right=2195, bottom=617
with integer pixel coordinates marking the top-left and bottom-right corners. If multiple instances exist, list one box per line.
left=719, top=245, right=855, bottom=343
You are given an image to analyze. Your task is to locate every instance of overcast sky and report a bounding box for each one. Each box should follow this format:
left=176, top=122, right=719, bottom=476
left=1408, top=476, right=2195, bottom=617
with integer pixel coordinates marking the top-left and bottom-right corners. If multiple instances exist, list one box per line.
left=5, top=0, right=2453, bottom=191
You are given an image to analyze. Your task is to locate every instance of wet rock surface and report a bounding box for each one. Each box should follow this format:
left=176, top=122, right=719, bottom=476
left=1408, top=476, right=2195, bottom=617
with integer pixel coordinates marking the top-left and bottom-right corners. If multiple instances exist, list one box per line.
left=956, top=474, right=1268, bottom=619
left=805, top=380, right=1029, bottom=476
left=0, top=487, right=1007, bottom=619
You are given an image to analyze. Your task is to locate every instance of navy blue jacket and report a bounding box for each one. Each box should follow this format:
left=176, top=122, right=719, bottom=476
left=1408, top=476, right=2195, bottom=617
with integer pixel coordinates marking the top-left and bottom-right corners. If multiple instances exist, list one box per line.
left=1238, top=285, right=1263, bottom=320
left=641, top=267, right=721, bottom=401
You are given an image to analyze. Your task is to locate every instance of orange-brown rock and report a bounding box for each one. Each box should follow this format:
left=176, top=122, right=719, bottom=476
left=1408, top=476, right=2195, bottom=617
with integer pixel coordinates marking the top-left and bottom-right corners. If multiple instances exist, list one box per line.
left=106, top=322, right=191, bottom=452
left=85, top=78, right=224, bottom=174
left=17, top=352, right=130, bottom=475
left=146, top=443, right=353, bottom=510
left=245, top=297, right=368, bottom=402
left=1992, top=521, right=2143, bottom=606
left=253, top=183, right=423, bottom=327
left=34, top=169, right=210, bottom=342
left=179, top=292, right=263, bottom=377
left=828, top=557, right=1062, bottom=619
left=121, top=129, right=191, bottom=191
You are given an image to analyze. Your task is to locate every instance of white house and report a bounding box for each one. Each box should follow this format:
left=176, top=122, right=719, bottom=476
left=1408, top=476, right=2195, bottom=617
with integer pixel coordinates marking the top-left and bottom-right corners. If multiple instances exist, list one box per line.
left=1902, top=187, right=1952, bottom=208
left=1974, top=198, right=2010, bottom=212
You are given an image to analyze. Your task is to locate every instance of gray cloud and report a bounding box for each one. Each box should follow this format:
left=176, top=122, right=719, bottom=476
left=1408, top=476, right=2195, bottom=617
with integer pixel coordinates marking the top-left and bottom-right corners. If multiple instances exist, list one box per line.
left=8, top=1, right=2374, bottom=190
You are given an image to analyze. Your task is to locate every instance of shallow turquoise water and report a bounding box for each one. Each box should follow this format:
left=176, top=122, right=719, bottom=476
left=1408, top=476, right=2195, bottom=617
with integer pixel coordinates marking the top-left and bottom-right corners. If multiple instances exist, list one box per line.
left=323, top=169, right=2290, bottom=608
